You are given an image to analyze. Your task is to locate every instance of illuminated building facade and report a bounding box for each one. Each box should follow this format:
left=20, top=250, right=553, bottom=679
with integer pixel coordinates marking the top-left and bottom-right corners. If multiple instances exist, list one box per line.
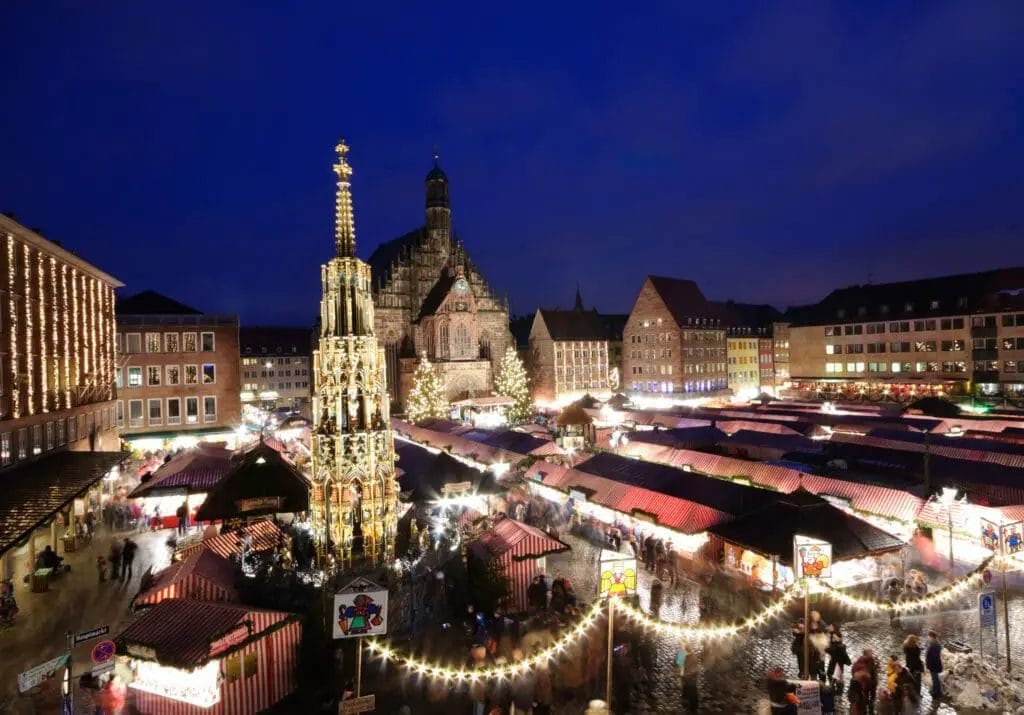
left=239, top=326, right=314, bottom=418
left=713, top=301, right=783, bottom=397
left=310, top=140, right=398, bottom=566
left=367, top=156, right=513, bottom=409
left=787, top=268, right=1024, bottom=399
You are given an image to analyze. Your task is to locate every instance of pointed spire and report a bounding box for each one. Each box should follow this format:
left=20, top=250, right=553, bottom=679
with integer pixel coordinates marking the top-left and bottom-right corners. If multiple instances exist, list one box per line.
left=574, top=282, right=584, bottom=311
left=333, top=138, right=356, bottom=257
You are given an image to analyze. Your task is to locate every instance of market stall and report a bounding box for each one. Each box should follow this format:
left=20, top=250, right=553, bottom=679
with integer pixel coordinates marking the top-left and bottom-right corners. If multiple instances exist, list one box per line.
left=116, top=598, right=300, bottom=714
left=134, top=549, right=239, bottom=609
left=194, top=441, right=309, bottom=524
left=129, top=444, right=235, bottom=529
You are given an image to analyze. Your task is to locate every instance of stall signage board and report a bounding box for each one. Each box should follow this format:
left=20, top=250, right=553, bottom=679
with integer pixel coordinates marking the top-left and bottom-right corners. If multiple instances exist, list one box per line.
left=91, top=640, right=116, bottom=665
left=339, top=694, right=375, bottom=714
left=568, top=489, right=588, bottom=504
left=18, top=652, right=70, bottom=693
left=979, top=591, right=997, bottom=628
left=235, top=496, right=282, bottom=513
left=793, top=536, right=832, bottom=580
left=334, top=578, right=388, bottom=639
left=598, top=551, right=637, bottom=598
left=982, top=519, right=1001, bottom=552
left=1001, top=522, right=1024, bottom=555
left=74, top=626, right=109, bottom=645
left=793, top=680, right=822, bottom=715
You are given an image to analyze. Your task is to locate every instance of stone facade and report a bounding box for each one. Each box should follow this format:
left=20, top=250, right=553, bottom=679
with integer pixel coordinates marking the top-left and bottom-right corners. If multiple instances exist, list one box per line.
left=367, top=157, right=512, bottom=410
left=310, top=141, right=398, bottom=566
left=623, top=276, right=727, bottom=397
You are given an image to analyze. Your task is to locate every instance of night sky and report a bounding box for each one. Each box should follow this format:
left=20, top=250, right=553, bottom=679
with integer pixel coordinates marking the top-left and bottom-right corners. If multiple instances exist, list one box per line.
left=1, top=2, right=1021, bottom=325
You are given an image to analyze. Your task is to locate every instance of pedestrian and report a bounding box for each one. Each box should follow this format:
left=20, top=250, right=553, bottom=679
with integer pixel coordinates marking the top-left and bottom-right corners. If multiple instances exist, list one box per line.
left=550, top=572, right=567, bottom=613
left=533, top=660, right=553, bottom=715
left=509, top=648, right=535, bottom=714
left=890, top=660, right=918, bottom=715
left=876, top=686, right=895, bottom=715
left=902, top=634, right=923, bottom=694
left=925, top=630, right=943, bottom=700
left=666, top=543, right=679, bottom=586
left=765, top=667, right=798, bottom=714
left=791, top=620, right=805, bottom=676
left=84, top=510, right=95, bottom=539
left=677, top=645, right=699, bottom=712
left=852, top=648, right=879, bottom=713
left=96, top=555, right=107, bottom=583
left=649, top=579, right=663, bottom=619
left=847, top=669, right=871, bottom=715
left=527, top=576, right=546, bottom=614
left=176, top=501, right=188, bottom=535
left=121, top=537, right=138, bottom=581
left=108, top=541, right=122, bottom=581
left=468, top=645, right=489, bottom=715
left=825, top=625, right=851, bottom=692
left=643, top=535, right=655, bottom=572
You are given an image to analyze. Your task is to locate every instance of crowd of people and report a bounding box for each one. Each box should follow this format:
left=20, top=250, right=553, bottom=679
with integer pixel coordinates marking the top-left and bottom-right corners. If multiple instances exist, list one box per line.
left=779, top=609, right=946, bottom=714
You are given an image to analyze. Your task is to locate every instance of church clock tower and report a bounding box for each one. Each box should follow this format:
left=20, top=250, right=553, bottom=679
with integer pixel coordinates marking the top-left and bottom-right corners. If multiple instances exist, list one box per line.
left=310, top=139, right=398, bottom=567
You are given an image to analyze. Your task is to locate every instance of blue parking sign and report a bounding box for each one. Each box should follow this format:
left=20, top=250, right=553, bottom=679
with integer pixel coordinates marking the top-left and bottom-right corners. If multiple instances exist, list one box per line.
left=979, top=591, right=997, bottom=628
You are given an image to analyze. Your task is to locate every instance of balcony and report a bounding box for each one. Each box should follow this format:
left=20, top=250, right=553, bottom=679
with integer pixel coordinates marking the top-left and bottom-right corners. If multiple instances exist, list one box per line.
left=971, top=325, right=998, bottom=339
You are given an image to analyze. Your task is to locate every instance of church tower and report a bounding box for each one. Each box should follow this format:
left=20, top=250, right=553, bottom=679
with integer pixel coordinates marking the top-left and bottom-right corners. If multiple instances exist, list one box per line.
left=425, top=153, right=451, bottom=251
left=310, top=139, right=398, bottom=567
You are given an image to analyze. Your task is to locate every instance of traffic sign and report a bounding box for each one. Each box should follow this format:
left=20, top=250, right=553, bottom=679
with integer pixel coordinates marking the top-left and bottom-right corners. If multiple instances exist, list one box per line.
left=91, top=662, right=115, bottom=678
left=983, top=569, right=993, bottom=585
left=73, top=626, right=109, bottom=645
left=91, top=640, right=116, bottom=665
left=339, top=694, right=375, bottom=714
left=979, top=591, right=997, bottom=628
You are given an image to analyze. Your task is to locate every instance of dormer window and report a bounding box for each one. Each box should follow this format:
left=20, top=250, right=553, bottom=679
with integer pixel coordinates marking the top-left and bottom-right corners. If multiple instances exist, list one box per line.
left=837, top=309, right=846, bottom=319
left=857, top=306, right=867, bottom=316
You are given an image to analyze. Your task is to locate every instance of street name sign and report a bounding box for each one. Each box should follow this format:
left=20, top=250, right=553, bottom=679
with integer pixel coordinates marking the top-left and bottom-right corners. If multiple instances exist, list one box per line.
left=339, top=694, right=375, bottom=713
left=73, top=626, right=109, bottom=645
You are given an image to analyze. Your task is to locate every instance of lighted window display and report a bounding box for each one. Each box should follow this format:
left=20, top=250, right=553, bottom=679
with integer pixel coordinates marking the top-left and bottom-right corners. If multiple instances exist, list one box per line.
left=128, top=367, right=142, bottom=387
left=166, top=365, right=180, bottom=385
left=183, top=332, right=197, bottom=352
left=147, top=366, right=161, bottom=386
left=184, top=365, right=198, bottom=384
left=164, top=333, right=179, bottom=352
left=145, top=333, right=161, bottom=353
left=130, top=659, right=220, bottom=708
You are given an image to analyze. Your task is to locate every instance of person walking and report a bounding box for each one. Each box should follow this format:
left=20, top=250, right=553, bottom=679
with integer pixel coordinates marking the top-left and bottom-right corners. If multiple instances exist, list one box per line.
left=825, top=625, right=851, bottom=693
left=852, top=648, right=879, bottom=714
left=791, top=620, right=806, bottom=676
left=766, top=667, right=798, bottom=714
left=108, top=541, right=122, bottom=581
left=902, top=634, right=924, bottom=695
left=176, top=501, right=188, bottom=535
left=678, top=646, right=699, bottom=712
left=925, top=631, right=943, bottom=700
left=121, top=537, right=138, bottom=582
left=649, top=579, right=664, bottom=619
left=533, top=660, right=553, bottom=715
left=890, top=661, right=918, bottom=715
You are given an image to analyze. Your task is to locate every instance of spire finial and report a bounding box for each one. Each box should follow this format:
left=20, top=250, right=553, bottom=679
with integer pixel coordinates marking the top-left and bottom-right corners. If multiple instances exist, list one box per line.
left=333, top=137, right=356, bottom=257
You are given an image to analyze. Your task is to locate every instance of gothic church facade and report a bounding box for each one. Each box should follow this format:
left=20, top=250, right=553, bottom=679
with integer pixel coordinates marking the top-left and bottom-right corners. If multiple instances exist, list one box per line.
left=368, top=158, right=512, bottom=409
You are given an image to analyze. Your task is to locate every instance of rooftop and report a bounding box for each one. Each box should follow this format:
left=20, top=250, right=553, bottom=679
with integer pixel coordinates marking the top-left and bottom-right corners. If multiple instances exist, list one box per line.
left=117, top=290, right=203, bottom=315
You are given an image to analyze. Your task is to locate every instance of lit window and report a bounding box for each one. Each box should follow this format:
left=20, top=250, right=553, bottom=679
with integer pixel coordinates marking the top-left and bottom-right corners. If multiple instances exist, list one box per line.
left=166, top=365, right=180, bottom=385
left=164, top=333, right=179, bottom=352
left=127, top=367, right=142, bottom=387
left=147, top=366, right=161, bottom=386
left=183, top=332, right=198, bottom=352
left=126, top=333, right=142, bottom=354
left=184, top=365, right=198, bottom=385
left=146, top=333, right=161, bottom=353
left=202, top=364, right=216, bottom=384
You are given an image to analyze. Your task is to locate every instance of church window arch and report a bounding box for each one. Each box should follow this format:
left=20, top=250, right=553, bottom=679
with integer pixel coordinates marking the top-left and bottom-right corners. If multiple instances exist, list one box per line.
left=479, top=330, right=491, bottom=360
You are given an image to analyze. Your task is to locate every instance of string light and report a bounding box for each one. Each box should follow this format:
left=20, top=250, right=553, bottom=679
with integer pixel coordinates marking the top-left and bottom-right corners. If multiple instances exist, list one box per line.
left=49, top=257, right=58, bottom=407
left=818, top=556, right=994, bottom=614
left=60, top=264, right=70, bottom=409
left=23, top=242, right=33, bottom=415
left=7, top=235, right=19, bottom=418
left=71, top=268, right=79, bottom=392
left=365, top=600, right=604, bottom=682
left=616, top=587, right=798, bottom=640
left=37, top=252, right=47, bottom=412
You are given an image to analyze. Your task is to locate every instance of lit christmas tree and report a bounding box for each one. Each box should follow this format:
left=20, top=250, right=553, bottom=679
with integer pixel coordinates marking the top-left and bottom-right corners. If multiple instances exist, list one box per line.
left=407, top=353, right=449, bottom=423
left=495, top=346, right=531, bottom=424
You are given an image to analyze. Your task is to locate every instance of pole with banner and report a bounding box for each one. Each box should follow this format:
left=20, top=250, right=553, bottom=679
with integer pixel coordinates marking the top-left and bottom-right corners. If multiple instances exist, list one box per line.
left=793, top=536, right=832, bottom=681
left=334, top=577, right=388, bottom=700
left=598, top=550, right=637, bottom=707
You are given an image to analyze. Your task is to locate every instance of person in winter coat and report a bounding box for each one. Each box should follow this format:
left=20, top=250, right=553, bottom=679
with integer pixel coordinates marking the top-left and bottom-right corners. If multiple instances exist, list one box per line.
left=108, top=541, right=122, bottom=581
left=527, top=576, right=546, bottom=614
left=847, top=669, right=872, bottom=715
left=885, top=654, right=900, bottom=695
left=791, top=621, right=806, bottom=676
left=532, top=661, right=553, bottom=715
left=890, top=661, right=918, bottom=715
left=766, top=667, right=798, bottom=715
left=649, top=579, right=664, bottom=619
left=925, top=631, right=943, bottom=699
left=679, top=647, right=699, bottom=712
left=852, top=649, right=879, bottom=713
left=825, top=627, right=852, bottom=690
left=902, top=634, right=924, bottom=694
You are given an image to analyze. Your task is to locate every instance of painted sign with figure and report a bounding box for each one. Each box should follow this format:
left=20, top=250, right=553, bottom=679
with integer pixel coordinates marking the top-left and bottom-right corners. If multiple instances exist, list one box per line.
left=598, top=550, right=637, bottom=598
left=793, top=536, right=832, bottom=579
left=982, top=519, right=1000, bottom=551
left=793, top=680, right=822, bottom=715
left=1001, top=522, right=1024, bottom=555
left=334, top=578, right=388, bottom=639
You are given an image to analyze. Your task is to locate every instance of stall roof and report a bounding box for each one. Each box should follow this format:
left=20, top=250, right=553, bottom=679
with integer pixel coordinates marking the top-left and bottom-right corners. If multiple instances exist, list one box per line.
left=461, top=429, right=551, bottom=455
left=134, top=549, right=238, bottom=609
left=0, top=450, right=128, bottom=557
left=711, top=488, right=905, bottom=565
left=469, top=517, right=569, bottom=562
left=576, top=452, right=778, bottom=516
left=627, top=427, right=726, bottom=450
left=195, top=441, right=309, bottom=521
left=395, top=442, right=500, bottom=501
left=176, top=519, right=284, bottom=561
left=130, top=444, right=235, bottom=497
left=116, top=598, right=295, bottom=669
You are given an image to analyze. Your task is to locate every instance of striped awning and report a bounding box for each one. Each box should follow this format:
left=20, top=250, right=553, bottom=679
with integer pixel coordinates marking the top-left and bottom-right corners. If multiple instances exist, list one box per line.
left=469, top=517, right=569, bottom=562
left=134, top=549, right=238, bottom=609
left=176, top=519, right=284, bottom=561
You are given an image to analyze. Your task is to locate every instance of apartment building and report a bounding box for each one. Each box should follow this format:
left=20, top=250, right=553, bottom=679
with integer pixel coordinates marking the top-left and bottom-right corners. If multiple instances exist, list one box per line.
left=713, top=301, right=783, bottom=397
left=623, top=276, right=727, bottom=398
left=0, top=214, right=125, bottom=569
left=787, top=268, right=1024, bottom=399
left=116, top=291, right=241, bottom=443
left=527, top=289, right=622, bottom=405
left=240, top=326, right=314, bottom=417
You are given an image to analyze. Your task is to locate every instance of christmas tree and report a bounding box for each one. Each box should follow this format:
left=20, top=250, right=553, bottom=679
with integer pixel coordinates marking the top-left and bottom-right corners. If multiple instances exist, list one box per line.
left=495, top=346, right=531, bottom=424
left=407, top=354, right=449, bottom=423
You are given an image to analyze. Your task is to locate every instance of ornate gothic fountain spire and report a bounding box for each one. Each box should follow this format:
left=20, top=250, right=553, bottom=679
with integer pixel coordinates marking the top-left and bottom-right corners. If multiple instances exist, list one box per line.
left=334, top=138, right=356, bottom=258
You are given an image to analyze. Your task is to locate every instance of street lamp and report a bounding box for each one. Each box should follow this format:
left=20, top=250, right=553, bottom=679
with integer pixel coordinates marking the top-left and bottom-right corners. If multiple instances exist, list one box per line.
left=938, top=487, right=961, bottom=572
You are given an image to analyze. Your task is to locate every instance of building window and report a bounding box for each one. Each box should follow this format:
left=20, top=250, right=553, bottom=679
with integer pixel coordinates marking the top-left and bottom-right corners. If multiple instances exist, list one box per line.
left=183, top=332, right=198, bottom=352
left=147, top=366, right=161, bottom=386
left=164, top=333, right=179, bottom=352
left=45, top=422, right=54, bottom=451
left=201, top=332, right=215, bottom=352
left=148, top=398, right=162, bottom=426
left=0, top=433, right=9, bottom=466
left=32, top=424, right=42, bottom=455
left=127, top=367, right=142, bottom=387
left=116, top=400, right=125, bottom=429
left=129, top=400, right=144, bottom=428
left=17, top=428, right=27, bottom=460
left=56, top=420, right=66, bottom=446
left=145, top=333, right=161, bottom=353
left=164, top=365, right=179, bottom=385
left=126, top=333, right=142, bottom=354
left=203, top=396, right=217, bottom=423
left=185, top=396, right=199, bottom=424
left=167, top=397, right=181, bottom=425
left=115, top=367, right=123, bottom=389
left=184, top=365, right=198, bottom=385
left=202, top=364, right=216, bottom=384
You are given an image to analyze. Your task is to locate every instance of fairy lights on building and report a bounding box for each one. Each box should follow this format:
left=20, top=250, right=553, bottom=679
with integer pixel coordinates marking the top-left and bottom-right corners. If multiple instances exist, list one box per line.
left=23, top=242, right=33, bottom=415
left=37, top=252, right=47, bottom=412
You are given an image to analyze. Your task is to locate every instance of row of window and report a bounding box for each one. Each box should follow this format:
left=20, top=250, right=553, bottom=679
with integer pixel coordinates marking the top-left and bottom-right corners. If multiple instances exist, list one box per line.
left=824, top=314, right=1024, bottom=336
left=122, top=396, right=218, bottom=428
left=120, top=331, right=215, bottom=355
left=629, top=349, right=673, bottom=360
left=555, top=366, right=607, bottom=377
left=241, top=352, right=305, bottom=363
left=728, top=355, right=758, bottom=365
left=826, top=337, right=1024, bottom=356
left=0, top=407, right=113, bottom=467
left=630, top=378, right=729, bottom=393
left=834, top=298, right=961, bottom=320
left=242, top=369, right=308, bottom=379
left=730, top=370, right=759, bottom=382
left=241, top=382, right=310, bottom=391
left=823, top=360, right=1024, bottom=375
left=117, top=364, right=216, bottom=388
left=555, top=349, right=608, bottom=360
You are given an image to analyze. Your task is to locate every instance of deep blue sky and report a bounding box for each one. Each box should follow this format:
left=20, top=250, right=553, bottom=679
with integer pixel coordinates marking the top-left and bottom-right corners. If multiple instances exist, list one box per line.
left=1, top=2, right=1022, bottom=325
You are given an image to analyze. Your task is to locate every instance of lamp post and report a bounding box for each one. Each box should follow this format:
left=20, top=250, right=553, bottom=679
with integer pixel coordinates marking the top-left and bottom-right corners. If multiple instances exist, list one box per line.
left=938, top=487, right=960, bottom=573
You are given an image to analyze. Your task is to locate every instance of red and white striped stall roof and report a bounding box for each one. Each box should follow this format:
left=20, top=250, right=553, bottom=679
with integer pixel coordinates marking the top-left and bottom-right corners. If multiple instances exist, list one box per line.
left=176, top=519, right=284, bottom=561
left=130, top=445, right=235, bottom=497
left=119, top=598, right=300, bottom=715
left=134, top=549, right=238, bottom=609
left=469, top=518, right=569, bottom=612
